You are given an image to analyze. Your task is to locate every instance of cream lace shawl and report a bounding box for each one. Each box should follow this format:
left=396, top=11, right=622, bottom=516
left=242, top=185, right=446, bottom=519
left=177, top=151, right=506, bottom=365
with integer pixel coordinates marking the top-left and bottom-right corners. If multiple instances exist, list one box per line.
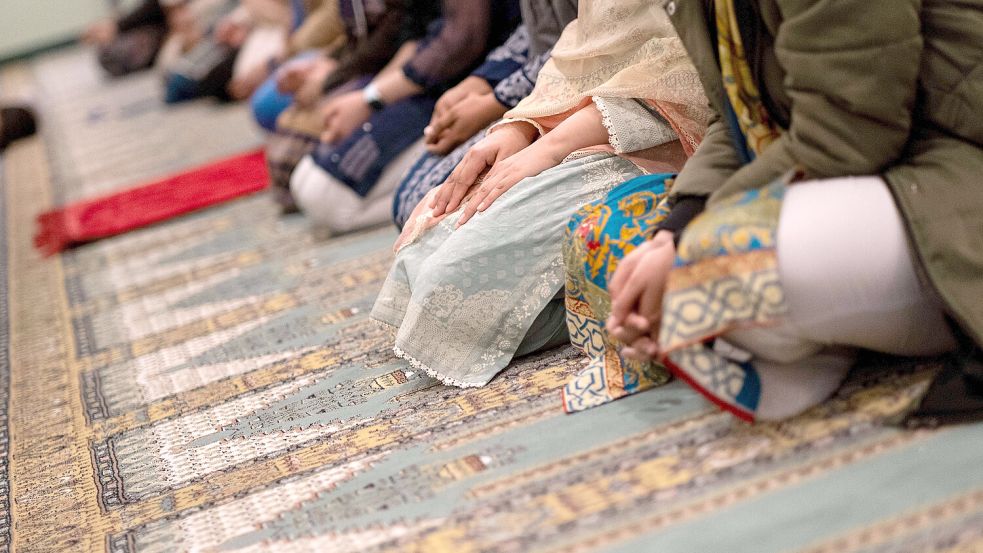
left=504, top=0, right=711, bottom=154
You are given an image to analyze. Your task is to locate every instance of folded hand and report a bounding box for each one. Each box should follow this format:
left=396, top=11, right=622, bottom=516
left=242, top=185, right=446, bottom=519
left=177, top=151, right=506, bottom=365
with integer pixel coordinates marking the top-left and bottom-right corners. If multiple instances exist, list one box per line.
left=320, top=90, right=371, bottom=144
left=425, top=92, right=507, bottom=155
left=606, top=230, right=677, bottom=361
left=455, top=136, right=566, bottom=226
left=428, top=76, right=493, bottom=124
left=429, top=122, right=537, bottom=217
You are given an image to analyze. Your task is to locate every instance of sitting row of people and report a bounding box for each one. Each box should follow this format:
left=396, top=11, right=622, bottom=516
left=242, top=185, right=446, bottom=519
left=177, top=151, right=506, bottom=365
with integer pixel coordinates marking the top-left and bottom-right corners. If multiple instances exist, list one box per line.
left=86, top=0, right=333, bottom=103
left=89, top=0, right=983, bottom=424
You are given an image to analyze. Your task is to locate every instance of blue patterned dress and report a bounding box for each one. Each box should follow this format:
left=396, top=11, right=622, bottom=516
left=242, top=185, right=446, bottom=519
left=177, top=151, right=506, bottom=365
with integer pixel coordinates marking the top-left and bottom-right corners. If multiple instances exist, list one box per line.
left=561, top=174, right=675, bottom=412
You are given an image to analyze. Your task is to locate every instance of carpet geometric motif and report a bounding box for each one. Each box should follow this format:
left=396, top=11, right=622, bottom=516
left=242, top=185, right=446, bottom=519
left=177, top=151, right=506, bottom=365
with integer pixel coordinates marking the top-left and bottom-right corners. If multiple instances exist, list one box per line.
left=0, top=48, right=981, bottom=553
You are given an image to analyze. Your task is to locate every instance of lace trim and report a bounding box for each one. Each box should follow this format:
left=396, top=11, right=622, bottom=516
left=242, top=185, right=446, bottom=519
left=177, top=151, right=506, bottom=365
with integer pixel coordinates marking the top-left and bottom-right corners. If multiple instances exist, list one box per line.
left=373, top=318, right=488, bottom=388
left=593, top=96, right=622, bottom=153
left=392, top=345, right=487, bottom=389
left=372, top=317, right=398, bottom=339
left=489, top=118, right=546, bottom=138
left=561, top=150, right=603, bottom=164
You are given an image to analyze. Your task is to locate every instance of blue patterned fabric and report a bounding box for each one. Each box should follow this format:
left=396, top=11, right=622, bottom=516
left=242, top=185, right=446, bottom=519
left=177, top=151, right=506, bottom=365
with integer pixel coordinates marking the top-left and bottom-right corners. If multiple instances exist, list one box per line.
left=561, top=174, right=675, bottom=413
left=493, top=49, right=549, bottom=108
left=659, top=180, right=788, bottom=421
left=310, top=95, right=437, bottom=197
left=471, top=25, right=531, bottom=88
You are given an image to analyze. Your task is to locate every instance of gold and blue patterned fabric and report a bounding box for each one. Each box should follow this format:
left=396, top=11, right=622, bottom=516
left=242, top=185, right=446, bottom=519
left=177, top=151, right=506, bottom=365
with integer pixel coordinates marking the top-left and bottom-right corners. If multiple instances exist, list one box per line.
left=650, top=0, right=790, bottom=421
left=658, top=179, right=788, bottom=421
left=563, top=0, right=791, bottom=419
left=561, top=174, right=675, bottom=413
left=714, top=0, right=782, bottom=161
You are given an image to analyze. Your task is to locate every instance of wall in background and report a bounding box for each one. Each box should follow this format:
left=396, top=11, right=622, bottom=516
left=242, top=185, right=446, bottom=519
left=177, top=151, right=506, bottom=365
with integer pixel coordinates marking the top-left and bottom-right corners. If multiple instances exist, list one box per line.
left=0, top=0, right=118, bottom=60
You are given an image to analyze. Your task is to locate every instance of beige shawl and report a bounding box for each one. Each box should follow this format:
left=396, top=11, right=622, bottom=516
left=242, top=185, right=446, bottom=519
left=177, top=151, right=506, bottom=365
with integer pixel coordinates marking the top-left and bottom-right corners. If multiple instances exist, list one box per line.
left=505, top=0, right=711, bottom=153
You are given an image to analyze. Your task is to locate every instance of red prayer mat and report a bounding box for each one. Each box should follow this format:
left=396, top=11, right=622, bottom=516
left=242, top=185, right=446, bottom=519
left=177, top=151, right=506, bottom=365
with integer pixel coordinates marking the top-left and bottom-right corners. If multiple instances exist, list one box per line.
left=34, top=149, right=268, bottom=256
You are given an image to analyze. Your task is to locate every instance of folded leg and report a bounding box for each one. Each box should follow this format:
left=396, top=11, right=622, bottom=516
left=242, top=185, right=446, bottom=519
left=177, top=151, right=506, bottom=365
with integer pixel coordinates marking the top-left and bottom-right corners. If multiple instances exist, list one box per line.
left=290, top=139, right=425, bottom=234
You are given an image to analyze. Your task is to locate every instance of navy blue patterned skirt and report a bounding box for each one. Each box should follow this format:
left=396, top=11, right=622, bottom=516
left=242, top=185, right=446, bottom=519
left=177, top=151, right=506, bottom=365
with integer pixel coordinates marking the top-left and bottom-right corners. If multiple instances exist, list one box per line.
left=309, top=95, right=437, bottom=197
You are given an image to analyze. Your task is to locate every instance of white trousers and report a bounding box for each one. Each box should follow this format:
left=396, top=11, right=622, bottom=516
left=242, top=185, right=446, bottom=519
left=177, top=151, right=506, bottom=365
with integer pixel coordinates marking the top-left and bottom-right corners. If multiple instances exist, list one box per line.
left=290, top=139, right=426, bottom=234
left=725, top=176, right=955, bottom=419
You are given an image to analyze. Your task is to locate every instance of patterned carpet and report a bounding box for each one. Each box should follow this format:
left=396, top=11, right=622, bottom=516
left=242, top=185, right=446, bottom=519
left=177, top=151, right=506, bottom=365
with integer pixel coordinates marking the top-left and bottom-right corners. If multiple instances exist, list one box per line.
left=2, top=47, right=982, bottom=553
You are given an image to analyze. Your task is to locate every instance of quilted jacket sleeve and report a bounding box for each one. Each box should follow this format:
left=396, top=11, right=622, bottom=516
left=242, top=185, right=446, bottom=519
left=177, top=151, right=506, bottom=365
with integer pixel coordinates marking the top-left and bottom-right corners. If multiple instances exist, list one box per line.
left=710, top=0, right=924, bottom=203
left=668, top=113, right=742, bottom=199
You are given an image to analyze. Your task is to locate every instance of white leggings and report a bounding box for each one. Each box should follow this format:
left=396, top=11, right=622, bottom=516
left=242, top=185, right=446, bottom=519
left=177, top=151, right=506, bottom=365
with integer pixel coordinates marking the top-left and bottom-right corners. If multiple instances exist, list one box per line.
left=725, top=176, right=955, bottom=418
left=290, top=139, right=426, bottom=234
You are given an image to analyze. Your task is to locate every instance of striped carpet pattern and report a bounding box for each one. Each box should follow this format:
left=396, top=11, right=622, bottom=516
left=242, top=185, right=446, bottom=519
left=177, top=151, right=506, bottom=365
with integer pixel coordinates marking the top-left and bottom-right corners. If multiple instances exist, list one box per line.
left=1, top=47, right=981, bottom=553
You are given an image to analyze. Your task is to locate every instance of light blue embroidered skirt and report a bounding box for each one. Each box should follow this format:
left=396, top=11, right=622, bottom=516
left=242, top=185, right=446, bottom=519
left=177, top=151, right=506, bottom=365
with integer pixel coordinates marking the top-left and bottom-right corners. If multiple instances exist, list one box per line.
left=372, top=152, right=645, bottom=387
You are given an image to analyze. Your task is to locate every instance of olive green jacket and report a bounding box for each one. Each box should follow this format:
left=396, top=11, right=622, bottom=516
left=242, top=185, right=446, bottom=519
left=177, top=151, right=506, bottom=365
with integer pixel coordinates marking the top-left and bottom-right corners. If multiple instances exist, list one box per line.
left=664, top=0, right=983, bottom=347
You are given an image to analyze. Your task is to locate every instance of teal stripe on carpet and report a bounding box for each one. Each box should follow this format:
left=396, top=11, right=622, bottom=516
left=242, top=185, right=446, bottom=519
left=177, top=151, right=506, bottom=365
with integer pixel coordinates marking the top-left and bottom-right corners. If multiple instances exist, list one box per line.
left=613, top=423, right=983, bottom=553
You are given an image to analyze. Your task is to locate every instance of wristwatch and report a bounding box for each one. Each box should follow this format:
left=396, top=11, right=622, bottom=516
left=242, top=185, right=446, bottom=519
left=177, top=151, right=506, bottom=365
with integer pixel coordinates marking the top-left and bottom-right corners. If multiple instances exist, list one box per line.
left=363, top=83, right=386, bottom=112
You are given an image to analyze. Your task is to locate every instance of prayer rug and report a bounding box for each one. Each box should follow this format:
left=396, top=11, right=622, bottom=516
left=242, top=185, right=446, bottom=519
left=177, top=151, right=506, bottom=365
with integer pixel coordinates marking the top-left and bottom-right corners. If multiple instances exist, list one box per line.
left=0, top=47, right=981, bottom=552
left=34, top=149, right=269, bottom=255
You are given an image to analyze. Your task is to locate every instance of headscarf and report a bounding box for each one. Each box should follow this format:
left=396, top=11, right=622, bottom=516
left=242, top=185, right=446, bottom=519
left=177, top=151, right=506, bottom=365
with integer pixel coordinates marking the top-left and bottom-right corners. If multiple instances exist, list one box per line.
left=505, top=0, right=711, bottom=153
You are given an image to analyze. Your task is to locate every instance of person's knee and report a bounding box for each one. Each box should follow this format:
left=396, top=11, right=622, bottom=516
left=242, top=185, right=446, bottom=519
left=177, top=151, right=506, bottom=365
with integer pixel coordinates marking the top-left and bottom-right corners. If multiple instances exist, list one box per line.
left=250, top=78, right=290, bottom=132
left=290, top=159, right=362, bottom=233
